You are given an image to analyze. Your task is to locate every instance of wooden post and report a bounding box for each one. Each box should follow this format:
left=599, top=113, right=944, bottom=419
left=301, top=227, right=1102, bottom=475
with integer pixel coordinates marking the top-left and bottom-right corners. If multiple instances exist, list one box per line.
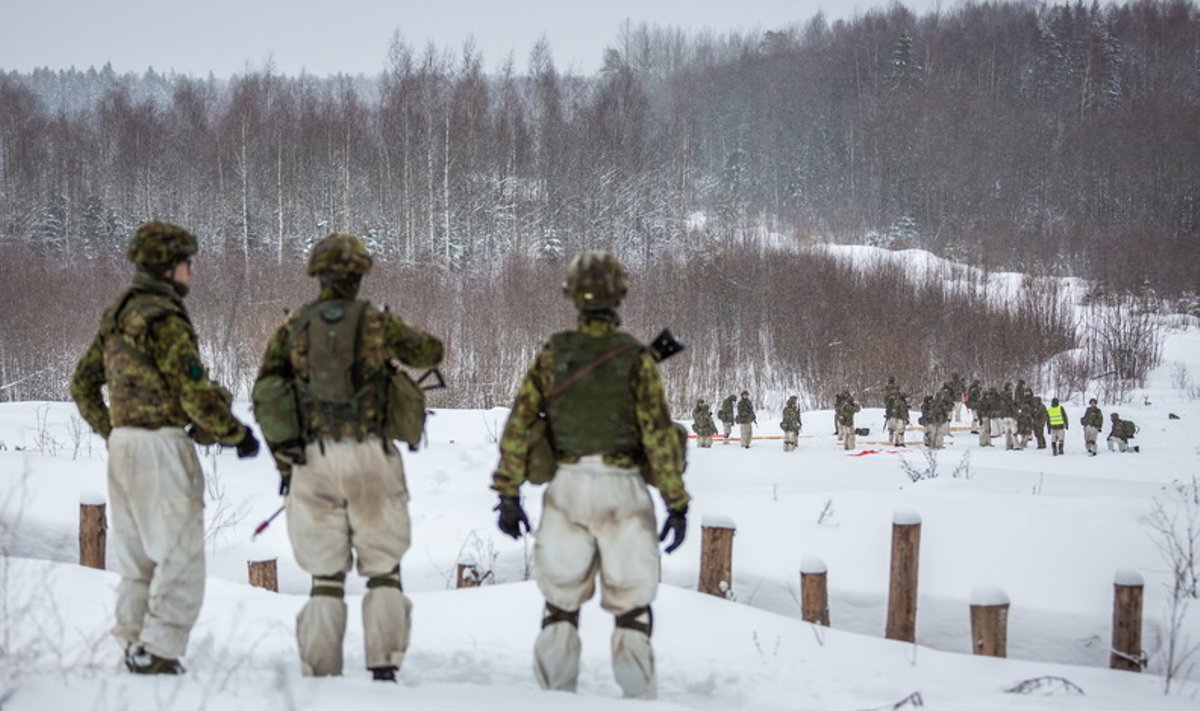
left=969, top=586, right=1010, bottom=657
left=885, top=510, right=921, bottom=642
left=800, top=557, right=830, bottom=626
left=698, top=515, right=736, bottom=598
left=457, top=562, right=482, bottom=588
left=248, top=559, right=278, bottom=592
left=79, top=500, right=107, bottom=570
left=1111, top=569, right=1144, bottom=671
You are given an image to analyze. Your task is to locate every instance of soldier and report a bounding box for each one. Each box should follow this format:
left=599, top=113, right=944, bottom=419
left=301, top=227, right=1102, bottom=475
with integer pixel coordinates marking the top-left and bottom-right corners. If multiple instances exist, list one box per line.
left=927, top=387, right=953, bottom=449
left=718, top=394, right=736, bottom=445
left=69, top=221, right=260, bottom=675
left=1015, top=401, right=1034, bottom=449
left=780, top=395, right=802, bottom=452
left=882, top=377, right=900, bottom=414
left=252, top=233, right=444, bottom=681
left=886, top=389, right=910, bottom=447
left=836, top=391, right=861, bottom=450
left=998, top=383, right=1018, bottom=450
left=1046, top=397, right=1069, bottom=456
left=947, top=372, right=967, bottom=422
left=1030, top=396, right=1049, bottom=450
left=692, top=398, right=717, bottom=448
left=966, top=379, right=982, bottom=427
left=1081, top=398, right=1103, bottom=456
left=977, top=387, right=998, bottom=446
left=833, top=390, right=846, bottom=439
left=490, top=251, right=689, bottom=700
left=1107, top=412, right=1139, bottom=453
left=736, top=390, right=757, bottom=448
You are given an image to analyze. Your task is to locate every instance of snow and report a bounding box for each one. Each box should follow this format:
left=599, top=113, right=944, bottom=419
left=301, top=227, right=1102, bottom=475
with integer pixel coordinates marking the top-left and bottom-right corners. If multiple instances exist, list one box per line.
left=970, top=585, right=1011, bottom=607
left=699, top=513, right=737, bottom=530
left=78, top=490, right=106, bottom=506
left=1116, top=568, right=1146, bottom=587
left=3, top=253, right=1200, bottom=708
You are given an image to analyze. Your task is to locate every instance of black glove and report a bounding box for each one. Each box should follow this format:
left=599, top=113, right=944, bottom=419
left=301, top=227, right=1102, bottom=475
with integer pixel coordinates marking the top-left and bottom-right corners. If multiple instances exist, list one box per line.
left=235, top=428, right=261, bottom=459
left=659, top=506, right=688, bottom=554
left=494, top=496, right=531, bottom=539
left=278, top=471, right=291, bottom=496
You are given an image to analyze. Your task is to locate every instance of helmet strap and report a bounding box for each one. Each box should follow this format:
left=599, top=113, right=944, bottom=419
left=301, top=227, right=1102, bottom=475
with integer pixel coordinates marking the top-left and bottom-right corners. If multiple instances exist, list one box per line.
left=318, top=273, right=362, bottom=300
left=577, top=307, right=621, bottom=326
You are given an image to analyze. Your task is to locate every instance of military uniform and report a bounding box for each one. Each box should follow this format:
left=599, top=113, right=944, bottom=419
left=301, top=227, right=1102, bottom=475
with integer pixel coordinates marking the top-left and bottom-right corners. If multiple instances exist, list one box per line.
left=1030, top=396, right=1048, bottom=449
left=491, top=251, right=689, bottom=700
left=780, top=396, right=801, bottom=452
left=998, top=383, right=1018, bottom=450
left=69, top=222, right=258, bottom=674
left=718, top=395, right=736, bottom=444
left=947, top=372, right=966, bottom=422
left=1081, top=400, right=1103, bottom=456
left=1046, top=398, right=1068, bottom=455
left=836, top=393, right=861, bottom=450
left=253, top=233, right=443, bottom=681
left=966, top=379, right=982, bottom=427
left=735, top=391, right=756, bottom=448
left=886, top=390, right=909, bottom=447
left=1107, top=413, right=1138, bottom=453
left=692, top=399, right=717, bottom=448
left=977, top=387, right=998, bottom=446
left=926, top=388, right=953, bottom=449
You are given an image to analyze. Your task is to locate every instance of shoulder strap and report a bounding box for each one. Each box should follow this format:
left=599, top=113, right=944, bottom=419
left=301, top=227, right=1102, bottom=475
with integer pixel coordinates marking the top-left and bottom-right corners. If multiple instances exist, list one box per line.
left=546, top=339, right=641, bottom=402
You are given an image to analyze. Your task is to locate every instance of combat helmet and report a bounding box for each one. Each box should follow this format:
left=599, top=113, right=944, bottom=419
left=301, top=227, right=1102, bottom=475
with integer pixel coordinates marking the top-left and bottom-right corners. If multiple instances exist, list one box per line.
left=307, top=233, right=373, bottom=276
left=563, top=250, right=628, bottom=311
left=125, top=221, right=197, bottom=271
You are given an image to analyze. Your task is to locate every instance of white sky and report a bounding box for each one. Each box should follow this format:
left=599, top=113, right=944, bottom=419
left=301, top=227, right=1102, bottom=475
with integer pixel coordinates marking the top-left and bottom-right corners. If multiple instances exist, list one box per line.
left=0, top=0, right=946, bottom=78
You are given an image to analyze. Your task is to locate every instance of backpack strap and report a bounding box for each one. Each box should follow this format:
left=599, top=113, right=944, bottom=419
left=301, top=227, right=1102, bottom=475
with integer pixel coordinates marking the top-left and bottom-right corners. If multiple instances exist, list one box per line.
left=546, top=340, right=641, bottom=402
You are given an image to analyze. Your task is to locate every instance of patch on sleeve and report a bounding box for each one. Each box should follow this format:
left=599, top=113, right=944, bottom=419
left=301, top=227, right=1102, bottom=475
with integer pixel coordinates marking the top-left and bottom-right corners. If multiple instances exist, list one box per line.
left=186, top=358, right=205, bottom=381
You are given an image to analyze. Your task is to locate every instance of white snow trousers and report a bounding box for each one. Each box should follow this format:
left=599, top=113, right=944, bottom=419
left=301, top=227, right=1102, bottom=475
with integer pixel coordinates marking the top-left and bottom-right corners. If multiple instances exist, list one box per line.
left=887, top=417, right=906, bottom=446
left=107, top=427, right=205, bottom=660
left=1084, top=425, right=1100, bottom=454
left=839, top=423, right=856, bottom=450
left=286, top=437, right=412, bottom=675
left=739, top=423, right=753, bottom=448
left=533, top=456, right=660, bottom=699
left=1002, top=418, right=1018, bottom=449
left=783, top=430, right=798, bottom=451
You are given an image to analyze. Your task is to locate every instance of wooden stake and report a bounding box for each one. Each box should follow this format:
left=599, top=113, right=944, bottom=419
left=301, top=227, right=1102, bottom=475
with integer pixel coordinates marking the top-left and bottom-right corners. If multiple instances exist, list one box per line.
left=698, top=518, right=736, bottom=598
left=885, top=511, right=921, bottom=643
left=248, top=559, right=279, bottom=592
left=801, top=560, right=830, bottom=626
left=79, top=502, right=106, bottom=570
left=969, top=587, right=1010, bottom=657
left=456, top=562, right=482, bottom=588
left=1111, top=570, right=1144, bottom=672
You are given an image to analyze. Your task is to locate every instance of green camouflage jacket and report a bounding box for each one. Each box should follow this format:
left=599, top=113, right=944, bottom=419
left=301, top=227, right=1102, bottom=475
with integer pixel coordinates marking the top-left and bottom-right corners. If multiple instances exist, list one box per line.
left=491, top=315, right=689, bottom=512
left=836, top=398, right=861, bottom=426
left=1081, top=406, right=1104, bottom=428
left=692, top=404, right=717, bottom=436
left=718, top=395, right=736, bottom=423
left=780, top=403, right=801, bottom=433
left=69, top=271, right=247, bottom=442
left=255, top=287, right=443, bottom=462
left=736, top=396, right=756, bottom=424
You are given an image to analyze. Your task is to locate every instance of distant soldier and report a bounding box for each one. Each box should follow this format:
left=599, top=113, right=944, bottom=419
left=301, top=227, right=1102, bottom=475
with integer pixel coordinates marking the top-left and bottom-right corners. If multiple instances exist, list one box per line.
left=833, top=390, right=846, bottom=439
left=999, top=383, right=1018, bottom=450
left=692, top=398, right=717, bottom=448
left=1046, top=397, right=1068, bottom=456
left=490, top=250, right=690, bottom=699
left=977, top=387, right=998, bottom=446
left=780, top=395, right=802, bottom=452
left=1107, top=412, right=1139, bottom=453
left=1013, top=379, right=1029, bottom=411
left=1081, top=398, right=1103, bottom=456
left=947, top=372, right=967, bottom=422
left=718, top=394, right=736, bottom=445
left=1015, top=401, right=1034, bottom=449
left=69, top=222, right=260, bottom=675
left=1030, top=396, right=1048, bottom=450
left=966, top=379, right=983, bottom=427
left=927, top=387, right=953, bottom=449
left=836, top=392, right=861, bottom=450
left=886, top=389, right=910, bottom=447
left=736, top=390, right=757, bottom=449
left=882, top=377, right=900, bottom=413
left=919, top=395, right=933, bottom=447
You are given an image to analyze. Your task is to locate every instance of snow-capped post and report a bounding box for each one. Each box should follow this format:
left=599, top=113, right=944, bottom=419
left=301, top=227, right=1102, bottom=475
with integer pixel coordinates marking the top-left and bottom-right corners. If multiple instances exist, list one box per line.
left=78, top=492, right=106, bottom=570
left=885, top=509, right=921, bottom=643
left=1111, top=568, right=1144, bottom=672
left=800, top=556, right=830, bottom=626
left=969, top=585, right=1010, bottom=657
left=248, top=559, right=278, bottom=592
left=698, top=514, right=736, bottom=598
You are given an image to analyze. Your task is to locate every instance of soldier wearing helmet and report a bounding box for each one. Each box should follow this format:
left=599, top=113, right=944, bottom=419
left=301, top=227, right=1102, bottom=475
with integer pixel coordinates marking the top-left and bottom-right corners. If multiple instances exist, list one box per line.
left=491, top=250, right=689, bottom=700
left=780, top=395, right=802, bottom=452
left=717, top=393, right=737, bottom=443
left=692, top=397, right=717, bottom=448
left=69, top=221, right=260, bottom=675
left=252, top=232, right=443, bottom=682
left=736, top=390, right=757, bottom=448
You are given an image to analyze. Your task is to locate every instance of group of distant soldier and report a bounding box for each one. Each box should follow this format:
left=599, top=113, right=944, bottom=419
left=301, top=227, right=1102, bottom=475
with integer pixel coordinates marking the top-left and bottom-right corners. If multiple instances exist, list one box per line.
left=692, top=370, right=1143, bottom=456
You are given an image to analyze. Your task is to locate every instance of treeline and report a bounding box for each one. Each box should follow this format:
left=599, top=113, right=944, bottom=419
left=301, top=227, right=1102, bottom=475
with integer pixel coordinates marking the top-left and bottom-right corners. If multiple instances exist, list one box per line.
left=0, top=244, right=1080, bottom=413
left=1, top=0, right=1198, bottom=295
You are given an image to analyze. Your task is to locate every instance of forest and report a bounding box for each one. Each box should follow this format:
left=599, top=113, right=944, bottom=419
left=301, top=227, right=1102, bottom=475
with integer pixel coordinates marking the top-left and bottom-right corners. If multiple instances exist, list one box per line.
left=0, top=0, right=1195, bottom=408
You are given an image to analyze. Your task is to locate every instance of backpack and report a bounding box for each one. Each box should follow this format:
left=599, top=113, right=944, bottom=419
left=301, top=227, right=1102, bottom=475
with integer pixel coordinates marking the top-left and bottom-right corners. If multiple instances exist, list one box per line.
left=1122, top=419, right=1138, bottom=440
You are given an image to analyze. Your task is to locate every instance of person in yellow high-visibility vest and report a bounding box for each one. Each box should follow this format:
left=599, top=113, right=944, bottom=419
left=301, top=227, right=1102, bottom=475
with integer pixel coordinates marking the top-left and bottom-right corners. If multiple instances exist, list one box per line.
left=1046, top=397, right=1069, bottom=456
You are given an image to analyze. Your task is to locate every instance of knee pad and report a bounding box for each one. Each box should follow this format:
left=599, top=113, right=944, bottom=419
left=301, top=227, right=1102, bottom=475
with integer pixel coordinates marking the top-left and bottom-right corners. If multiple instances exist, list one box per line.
left=367, top=564, right=402, bottom=591
left=614, top=605, right=653, bottom=636
left=311, top=572, right=347, bottom=599
left=542, top=603, right=580, bottom=629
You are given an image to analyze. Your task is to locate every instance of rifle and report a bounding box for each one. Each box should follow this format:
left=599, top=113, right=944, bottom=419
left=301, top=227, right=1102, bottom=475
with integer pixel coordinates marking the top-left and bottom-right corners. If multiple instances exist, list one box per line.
left=648, top=328, right=685, bottom=363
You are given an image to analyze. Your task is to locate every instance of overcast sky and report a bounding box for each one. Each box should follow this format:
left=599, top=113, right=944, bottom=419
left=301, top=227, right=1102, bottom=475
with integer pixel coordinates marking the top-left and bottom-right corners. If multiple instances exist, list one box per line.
left=1, top=0, right=947, bottom=78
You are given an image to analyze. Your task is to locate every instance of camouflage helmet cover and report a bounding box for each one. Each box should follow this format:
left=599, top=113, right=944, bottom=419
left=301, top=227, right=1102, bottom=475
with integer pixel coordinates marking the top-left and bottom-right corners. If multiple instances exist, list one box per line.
left=307, top=232, right=373, bottom=276
left=125, top=221, right=197, bottom=269
left=787, top=395, right=797, bottom=404
left=563, top=250, right=628, bottom=310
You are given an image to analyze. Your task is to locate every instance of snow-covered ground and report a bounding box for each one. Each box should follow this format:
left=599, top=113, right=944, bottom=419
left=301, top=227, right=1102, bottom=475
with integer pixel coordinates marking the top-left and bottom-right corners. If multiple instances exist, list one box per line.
left=2, top=252, right=1199, bottom=708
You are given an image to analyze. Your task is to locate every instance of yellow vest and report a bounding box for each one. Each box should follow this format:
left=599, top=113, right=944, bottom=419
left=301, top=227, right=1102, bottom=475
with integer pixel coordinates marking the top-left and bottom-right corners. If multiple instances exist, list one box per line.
left=1047, top=405, right=1065, bottom=426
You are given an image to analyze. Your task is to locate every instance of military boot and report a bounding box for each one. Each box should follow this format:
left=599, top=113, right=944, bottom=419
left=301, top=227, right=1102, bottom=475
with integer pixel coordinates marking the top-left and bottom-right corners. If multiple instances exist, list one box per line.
left=371, top=666, right=398, bottom=682
left=126, top=644, right=184, bottom=675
